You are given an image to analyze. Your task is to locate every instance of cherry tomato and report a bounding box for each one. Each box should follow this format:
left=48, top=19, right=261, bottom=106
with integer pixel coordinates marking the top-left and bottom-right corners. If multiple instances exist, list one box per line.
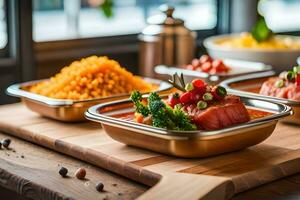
left=201, top=62, right=212, bottom=73
left=199, top=55, right=212, bottom=64
left=190, top=90, right=202, bottom=102
left=167, top=93, right=181, bottom=107
left=209, top=68, right=217, bottom=74
left=212, top=59, right=223, bottom=69
left=180, top=92, right=193, bottom=104
left=191, top=59, right=200, bottom=67
left=295, top=76, right=300, bottom=86
left=186, top=64, right=195, bottom=70
left=218, top=64, right=229, bottom=73
left=192, top=79, right=205, bottom=88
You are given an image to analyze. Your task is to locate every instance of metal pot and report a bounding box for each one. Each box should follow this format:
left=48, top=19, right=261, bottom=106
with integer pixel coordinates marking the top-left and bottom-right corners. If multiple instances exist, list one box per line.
left=138, top=4, right=197, bottom=77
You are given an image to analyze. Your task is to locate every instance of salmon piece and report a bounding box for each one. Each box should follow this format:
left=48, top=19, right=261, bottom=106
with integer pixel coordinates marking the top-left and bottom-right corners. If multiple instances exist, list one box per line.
left=182, top=95, right=250, bottom=130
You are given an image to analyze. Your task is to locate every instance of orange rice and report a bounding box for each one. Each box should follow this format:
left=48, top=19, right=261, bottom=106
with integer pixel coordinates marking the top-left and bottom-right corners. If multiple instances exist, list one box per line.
left=28, top=56, right=156, bottom=100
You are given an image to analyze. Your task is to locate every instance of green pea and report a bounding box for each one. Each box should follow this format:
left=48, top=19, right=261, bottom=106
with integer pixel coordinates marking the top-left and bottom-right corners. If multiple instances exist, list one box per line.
left=216, top=86, right=227, bottom=97
left=293, top=66, right=300, bottom=74
left=203, top=93, right=213, bottom=101
left=197, top=101, right=207, bottom=110
left=185, top=83, right=194, bottom=91
left=174, top=103, right=183, bottom=110
left=275, top=79, right=284, bottom=88
left=285, top=71, right=295, bottom=81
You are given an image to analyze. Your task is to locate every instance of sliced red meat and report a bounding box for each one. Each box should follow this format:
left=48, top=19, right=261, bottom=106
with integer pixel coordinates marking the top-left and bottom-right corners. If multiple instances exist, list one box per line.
left=260, top=77, right=300, bottom=101
left=182, top=95, right=250, bottom=130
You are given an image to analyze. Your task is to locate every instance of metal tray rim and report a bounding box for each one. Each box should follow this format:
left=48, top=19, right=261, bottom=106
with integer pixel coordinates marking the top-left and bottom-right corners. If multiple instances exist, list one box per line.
left=204, top=34, right=300, bottom=53
left=154, top=59, right=272, bottom=80
left=85, top=95, right=292, bottom=139
left=220, top=71, right=300, bottom=106
left=6, top=77, right=173, bottom=107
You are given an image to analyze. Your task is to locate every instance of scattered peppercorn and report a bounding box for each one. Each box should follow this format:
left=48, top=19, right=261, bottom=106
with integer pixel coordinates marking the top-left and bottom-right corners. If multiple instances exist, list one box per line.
left=21, top=155, right=24, bottom=159
left=75, top=168, right=86, bottom=179
left=59, top=167, right=68, bottom=177
left=118, top=193, right=122, bottom=196
left=0, top=142, right=2, bottom=149
left=2, top=138, right=11, bottom=148
left=112, top=183, right=117, bottom=187
left=95, top=182, right=104, bottom=192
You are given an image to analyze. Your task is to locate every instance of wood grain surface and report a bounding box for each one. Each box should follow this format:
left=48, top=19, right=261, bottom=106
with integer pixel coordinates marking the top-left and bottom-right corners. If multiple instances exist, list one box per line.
left=1, top=103, right=300, bottom=199
left=2, top=131, right=300, bottom=200
left=0, top=132, right=147, bottom=200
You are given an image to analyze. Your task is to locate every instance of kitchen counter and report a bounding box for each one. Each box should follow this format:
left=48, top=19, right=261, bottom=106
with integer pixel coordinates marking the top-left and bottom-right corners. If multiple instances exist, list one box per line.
left=1, top=131, right=300, bottom=200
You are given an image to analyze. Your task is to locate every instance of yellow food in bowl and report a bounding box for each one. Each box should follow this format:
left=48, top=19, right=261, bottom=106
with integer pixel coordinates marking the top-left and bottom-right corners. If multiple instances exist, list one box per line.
left=28, top=56, right=156, bottom=100
left=216, top=33, right=300, bottom=50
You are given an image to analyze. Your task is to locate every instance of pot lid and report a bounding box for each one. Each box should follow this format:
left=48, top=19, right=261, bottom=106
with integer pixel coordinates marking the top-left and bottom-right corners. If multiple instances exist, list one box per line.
left=147, top=4, right=184, bottom=26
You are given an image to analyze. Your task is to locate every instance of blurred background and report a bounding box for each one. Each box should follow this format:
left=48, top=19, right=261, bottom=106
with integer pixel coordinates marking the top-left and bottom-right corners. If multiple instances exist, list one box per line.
left=1, top=0, right=300, bottom=104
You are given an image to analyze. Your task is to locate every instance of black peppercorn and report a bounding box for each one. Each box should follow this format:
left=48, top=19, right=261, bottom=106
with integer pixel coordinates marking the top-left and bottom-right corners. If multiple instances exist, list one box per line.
left=0, top=142, right=2, bottom=149
left=59, top=167, right=68, bottom=177
left=2, top=138, right=11, bottom=148
left=95, top=182, right=104, bottom=192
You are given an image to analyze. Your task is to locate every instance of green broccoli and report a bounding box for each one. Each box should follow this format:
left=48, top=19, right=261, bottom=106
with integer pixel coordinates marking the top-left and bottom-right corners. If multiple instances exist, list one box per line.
left=130, top=91, right=197, bottom=131
left=130, top=91, right=149, bottom=117
left=148, top=92, right=161, bottom=102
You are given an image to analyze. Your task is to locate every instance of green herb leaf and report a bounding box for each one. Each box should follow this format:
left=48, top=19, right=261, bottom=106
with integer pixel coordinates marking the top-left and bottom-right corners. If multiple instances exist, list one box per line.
left=100, top=0, right=113, bottom=18
left=251, top=16, right=272, bottom=42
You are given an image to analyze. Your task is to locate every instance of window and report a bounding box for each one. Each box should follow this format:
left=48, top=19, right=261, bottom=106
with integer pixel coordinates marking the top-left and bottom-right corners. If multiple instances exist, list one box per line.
left=259, top=0, right=300, bottom=33
left=0, top=0, right=7, bottom=48
left=33, top=0, right=217, bottom=42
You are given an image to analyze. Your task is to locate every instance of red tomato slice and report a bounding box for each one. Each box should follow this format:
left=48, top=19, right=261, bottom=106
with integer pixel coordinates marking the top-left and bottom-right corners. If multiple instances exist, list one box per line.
left=199, top=55, right=212, bottom=64
left=201, top=62, right=212, bottom=73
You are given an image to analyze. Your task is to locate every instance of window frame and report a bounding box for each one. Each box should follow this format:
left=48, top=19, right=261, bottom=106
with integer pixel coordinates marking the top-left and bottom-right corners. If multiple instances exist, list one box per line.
left=0, top=0, right=34, bottom=80
left=35, top=0, right=225, bottom=63
left=0, top=0, right=12, bottom=61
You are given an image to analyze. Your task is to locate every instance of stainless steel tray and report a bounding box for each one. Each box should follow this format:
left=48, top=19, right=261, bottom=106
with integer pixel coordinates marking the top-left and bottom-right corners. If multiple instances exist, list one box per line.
left=155, top=58, right=272, bottom=84
left=221, top=71, right=300, bottom=124
left=6, top=78, right=173, bottom=122
left=85, top=95, right=292, bottom=158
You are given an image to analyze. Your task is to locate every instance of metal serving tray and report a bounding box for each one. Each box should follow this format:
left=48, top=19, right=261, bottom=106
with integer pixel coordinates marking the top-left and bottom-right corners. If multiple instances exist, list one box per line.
left=85, top=95, right=292, bottom=158
left=155, top=59, right=272, bottom=84
left=6, top=78, right=173, bottom=122
left=221, top=71, right=300, bottom=124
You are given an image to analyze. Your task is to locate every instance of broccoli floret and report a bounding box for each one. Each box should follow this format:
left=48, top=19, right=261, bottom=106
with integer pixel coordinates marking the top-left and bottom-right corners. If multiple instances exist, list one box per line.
left=172, top=109, right=197, bottom=131
left=148, top=92, right=161, bottom=103
left=130, top=91, right=196, bottom=131
left=148, top=100, right=165, bottom=113
left=130, top=90, right=142, bottom=102
left=130, top=91, right=149, bottom=117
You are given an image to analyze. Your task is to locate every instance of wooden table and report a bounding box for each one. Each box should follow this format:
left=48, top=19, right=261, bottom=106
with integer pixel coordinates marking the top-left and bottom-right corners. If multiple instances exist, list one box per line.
left=1, top=131, right=300, bottom=200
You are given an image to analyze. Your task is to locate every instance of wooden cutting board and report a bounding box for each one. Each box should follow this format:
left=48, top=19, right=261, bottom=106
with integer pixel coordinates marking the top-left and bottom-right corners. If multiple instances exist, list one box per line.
left=1, top=103, right=300, bottom=199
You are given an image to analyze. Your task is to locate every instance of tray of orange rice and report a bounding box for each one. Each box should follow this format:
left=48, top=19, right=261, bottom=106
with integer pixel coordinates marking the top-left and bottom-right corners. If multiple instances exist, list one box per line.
left=7, top=56, right=172, bottom=121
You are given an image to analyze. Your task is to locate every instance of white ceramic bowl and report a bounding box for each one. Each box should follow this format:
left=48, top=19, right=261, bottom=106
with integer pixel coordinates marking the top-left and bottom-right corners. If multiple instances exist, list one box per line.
left=204, top=34, right=300, bottom=72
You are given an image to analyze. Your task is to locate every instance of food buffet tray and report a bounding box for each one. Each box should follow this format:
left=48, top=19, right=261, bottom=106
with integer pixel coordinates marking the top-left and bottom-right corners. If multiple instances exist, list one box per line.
left=221, top=71, right=300, bottom=124
left=85, top=95, right=292, bottom=158
left=154, top=59, right=272, bottom=84
left=6, top=78, right=173, bottom=122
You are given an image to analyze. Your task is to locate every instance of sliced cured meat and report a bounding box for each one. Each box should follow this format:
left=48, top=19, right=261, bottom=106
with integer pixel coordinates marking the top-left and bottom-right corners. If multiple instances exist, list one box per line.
left=260, top=77, right=300, bottom=101
left=182, top=95, right=250, bottom=130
